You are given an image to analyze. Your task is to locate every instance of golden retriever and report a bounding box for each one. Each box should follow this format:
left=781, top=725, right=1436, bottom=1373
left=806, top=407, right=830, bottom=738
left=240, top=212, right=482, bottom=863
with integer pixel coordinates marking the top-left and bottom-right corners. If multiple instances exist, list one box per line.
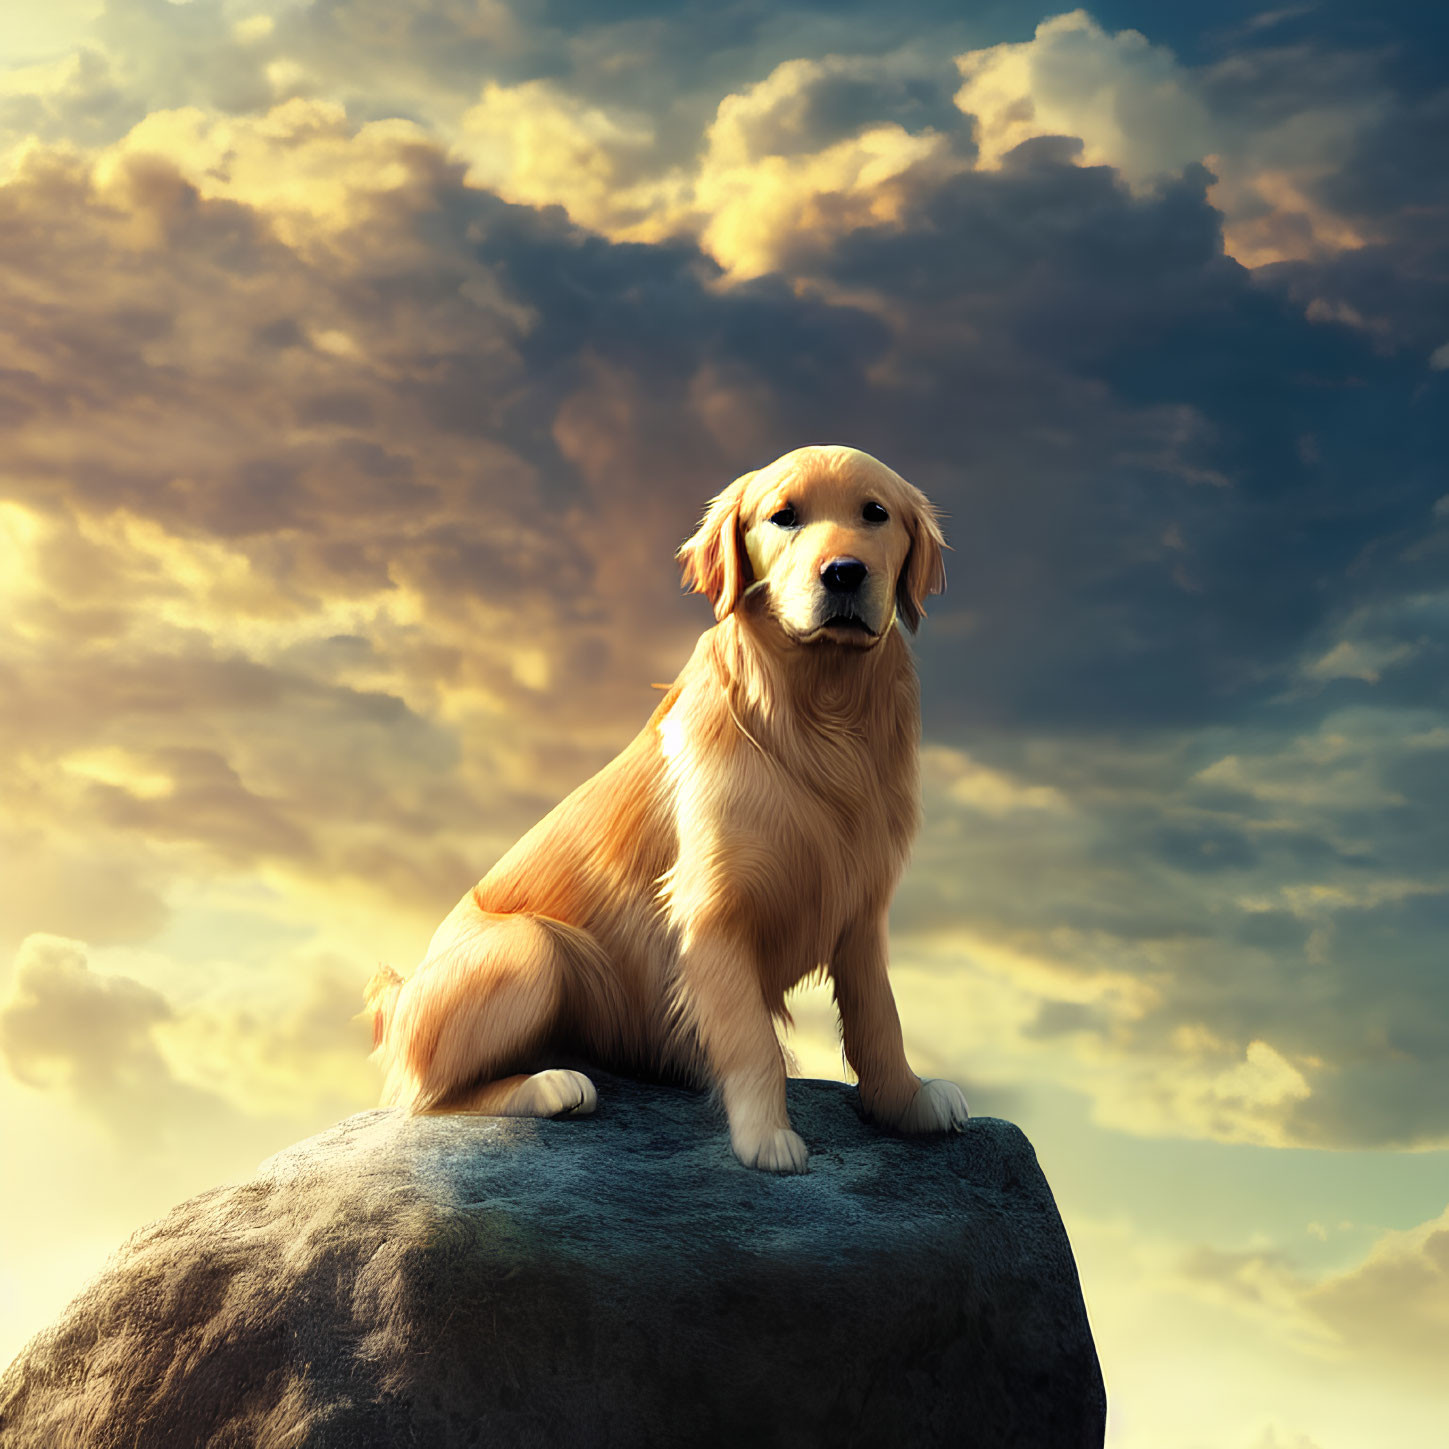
left=365, top=443, right=968, bottom=1172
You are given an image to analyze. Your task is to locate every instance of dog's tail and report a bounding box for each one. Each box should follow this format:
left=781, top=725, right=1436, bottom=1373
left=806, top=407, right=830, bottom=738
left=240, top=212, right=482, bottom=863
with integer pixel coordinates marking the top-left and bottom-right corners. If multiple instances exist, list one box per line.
left=363, top=964, right=404, bottom=1055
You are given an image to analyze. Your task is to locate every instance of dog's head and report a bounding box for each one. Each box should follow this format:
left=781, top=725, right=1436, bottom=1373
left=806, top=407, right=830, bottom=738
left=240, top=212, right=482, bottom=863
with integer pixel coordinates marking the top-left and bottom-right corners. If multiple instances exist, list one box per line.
left=678, top=445, right=946, bottom=646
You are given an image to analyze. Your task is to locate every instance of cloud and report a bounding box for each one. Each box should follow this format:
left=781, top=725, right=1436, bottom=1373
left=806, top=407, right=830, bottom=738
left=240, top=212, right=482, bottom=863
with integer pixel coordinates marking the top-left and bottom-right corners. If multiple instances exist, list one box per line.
left=1191, top=728, right=1407, bottom=812
left=456, top=53, right=971, bottom=278
left=954, top=10, right=1213, bottom=187
left=97, top=98, right=454, bottom=243
left=0, top=12, right=1443, bottom=1162
left=151, top=953, right=378, bottom=1119
left=460, top=79, right=669, bottom=239
left=1, top=4, right=1426, bottom=286
left=1304, top=1206, right=1449, bottom=1382
left=923, top=743, right=1071, bottom=817
left=446, top=15, right=1398, bottom=282
left=0, top=103, right=901, bottom=949
left=888, top=696, right=1449, bottom=1150
left=0, top=834, right=169, bottom=956
left=0, top=19, right=1444, bottom=1446
left=0, top=47, right=134, bottom=161
left=0, top=934, right=377, bottom=1137
left=0, top=934, right=221, bottom=1140
left=952, top=9, right=1385, bottom=267
left=1299, top=637, right=1417, bottom=686
left=688, top=55, right=968, bottom=279
left=1182, top=1204, right=1449, bottom=1389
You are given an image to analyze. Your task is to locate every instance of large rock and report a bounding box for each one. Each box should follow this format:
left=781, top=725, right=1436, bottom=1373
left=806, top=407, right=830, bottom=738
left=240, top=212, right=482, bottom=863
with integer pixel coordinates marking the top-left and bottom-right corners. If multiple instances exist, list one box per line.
left=0, top=1075, right=1106, bottom=1448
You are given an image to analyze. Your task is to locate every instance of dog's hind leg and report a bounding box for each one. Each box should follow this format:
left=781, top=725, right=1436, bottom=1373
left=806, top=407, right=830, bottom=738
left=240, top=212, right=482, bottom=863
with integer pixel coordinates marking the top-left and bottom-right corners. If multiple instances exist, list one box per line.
left=375, top=904, right=600, bottom=1118
left=435, top=1069, right=598, bottom=1118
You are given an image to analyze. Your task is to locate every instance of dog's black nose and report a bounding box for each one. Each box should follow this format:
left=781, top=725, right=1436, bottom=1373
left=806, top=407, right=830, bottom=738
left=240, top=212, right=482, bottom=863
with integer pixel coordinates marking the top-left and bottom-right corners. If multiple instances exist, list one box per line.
left=821, top=557, right=868, bottom=594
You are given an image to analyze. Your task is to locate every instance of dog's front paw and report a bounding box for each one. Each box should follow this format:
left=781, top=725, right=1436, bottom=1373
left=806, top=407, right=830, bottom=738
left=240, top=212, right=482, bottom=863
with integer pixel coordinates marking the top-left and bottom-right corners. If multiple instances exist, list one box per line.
left=734, top=1126, right=810, bottom=1174
left=895, top=1078, right=970, bottom=1134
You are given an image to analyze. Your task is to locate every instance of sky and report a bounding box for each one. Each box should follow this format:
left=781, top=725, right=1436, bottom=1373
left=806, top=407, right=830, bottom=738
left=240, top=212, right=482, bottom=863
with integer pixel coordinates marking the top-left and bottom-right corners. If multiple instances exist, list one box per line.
left=0, top=1, right=1446, bottom=1443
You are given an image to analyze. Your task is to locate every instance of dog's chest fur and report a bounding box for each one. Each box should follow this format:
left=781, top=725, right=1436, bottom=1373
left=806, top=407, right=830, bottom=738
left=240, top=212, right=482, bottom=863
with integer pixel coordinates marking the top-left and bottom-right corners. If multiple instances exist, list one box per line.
left=658, top=620, right=919, bottom=995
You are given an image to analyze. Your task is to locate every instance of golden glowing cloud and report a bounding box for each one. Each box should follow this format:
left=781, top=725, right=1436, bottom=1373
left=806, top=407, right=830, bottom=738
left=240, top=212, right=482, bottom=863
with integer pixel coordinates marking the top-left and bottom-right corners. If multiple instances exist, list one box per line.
left=923, top=743, right=1072, bottom=817
left=456, top=56, right=963, bottom=279
left=692, top=58, right=958, bottom=279
left=95, top=100, right=442, bottom=244
left=1181, top=1204, right=1449, bottom=1388
left=952, top=9, right=1378, bottom=267
left=460, top=79, right=675, bottom=239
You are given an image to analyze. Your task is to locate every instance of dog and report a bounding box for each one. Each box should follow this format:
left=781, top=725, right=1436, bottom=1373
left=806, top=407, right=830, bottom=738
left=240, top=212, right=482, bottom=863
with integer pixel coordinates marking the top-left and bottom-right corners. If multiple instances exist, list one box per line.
left=365, top=443, right=969, bottom=1172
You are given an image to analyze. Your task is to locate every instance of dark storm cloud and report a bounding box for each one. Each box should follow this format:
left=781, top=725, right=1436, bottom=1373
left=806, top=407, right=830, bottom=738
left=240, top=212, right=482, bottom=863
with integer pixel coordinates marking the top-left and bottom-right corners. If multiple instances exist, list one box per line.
left=1318, top=84, right=1449, bottom=224
left=1094, top=0, right=1448, bottom=74
left=464, top=201, right=891, bottom=425
left=1232, top=33, right=1449, bottom=376
left=1269, top=242, right=1449, bottom=377
left=765, top=143, right=1446, bottom=745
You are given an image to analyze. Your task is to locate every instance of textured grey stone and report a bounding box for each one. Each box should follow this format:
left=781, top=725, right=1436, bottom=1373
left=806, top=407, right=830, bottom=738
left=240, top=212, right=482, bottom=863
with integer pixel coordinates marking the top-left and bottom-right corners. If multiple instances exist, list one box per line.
left=0, top=1075, right=1106, bottom=1448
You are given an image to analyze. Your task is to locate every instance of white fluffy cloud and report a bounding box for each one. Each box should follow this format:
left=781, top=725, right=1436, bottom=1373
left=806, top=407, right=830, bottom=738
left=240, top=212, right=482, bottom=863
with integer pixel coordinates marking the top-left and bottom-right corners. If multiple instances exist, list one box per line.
left=952, top=9, right=1381, bottom=267
left=954, top=9, right=1213, bottom=186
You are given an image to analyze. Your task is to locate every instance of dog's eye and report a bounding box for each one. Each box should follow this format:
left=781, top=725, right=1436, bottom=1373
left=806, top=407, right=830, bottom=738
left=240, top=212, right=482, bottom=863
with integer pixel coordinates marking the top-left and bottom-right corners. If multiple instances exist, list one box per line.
left=862, top=501, right=889, bottom=524
left=769, top=505, right=798, bottom=528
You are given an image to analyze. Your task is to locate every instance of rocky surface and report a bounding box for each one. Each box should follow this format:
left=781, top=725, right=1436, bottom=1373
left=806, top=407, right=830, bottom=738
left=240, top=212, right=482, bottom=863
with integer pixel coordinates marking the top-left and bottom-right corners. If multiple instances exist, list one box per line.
left=0, top=1074, right=1106, bottom=1447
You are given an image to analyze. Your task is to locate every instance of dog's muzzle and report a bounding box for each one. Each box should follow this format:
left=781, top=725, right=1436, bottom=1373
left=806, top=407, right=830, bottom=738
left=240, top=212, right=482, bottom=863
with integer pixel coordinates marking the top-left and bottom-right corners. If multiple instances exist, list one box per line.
left=809, top=556, right=879, bottom=640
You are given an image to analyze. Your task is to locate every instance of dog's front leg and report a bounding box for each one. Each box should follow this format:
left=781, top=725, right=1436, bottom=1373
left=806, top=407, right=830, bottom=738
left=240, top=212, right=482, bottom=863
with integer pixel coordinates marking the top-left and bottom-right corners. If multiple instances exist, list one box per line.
left=833, top=913, right=969, bottom=1134
left=677, top=927, right=809, bottom=1173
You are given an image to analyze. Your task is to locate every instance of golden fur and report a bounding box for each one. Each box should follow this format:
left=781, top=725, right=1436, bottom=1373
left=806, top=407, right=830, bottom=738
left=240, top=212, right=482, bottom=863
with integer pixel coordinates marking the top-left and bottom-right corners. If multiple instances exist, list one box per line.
left=366, top=444, right=969, bottom=1172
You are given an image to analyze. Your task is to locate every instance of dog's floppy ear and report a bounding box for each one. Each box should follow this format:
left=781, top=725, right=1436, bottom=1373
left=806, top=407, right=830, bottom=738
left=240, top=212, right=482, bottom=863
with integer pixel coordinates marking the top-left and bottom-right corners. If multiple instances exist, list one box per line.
left=678, top=471, right=755, bottom=620
left=896, top=488, right=948, bottom=634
